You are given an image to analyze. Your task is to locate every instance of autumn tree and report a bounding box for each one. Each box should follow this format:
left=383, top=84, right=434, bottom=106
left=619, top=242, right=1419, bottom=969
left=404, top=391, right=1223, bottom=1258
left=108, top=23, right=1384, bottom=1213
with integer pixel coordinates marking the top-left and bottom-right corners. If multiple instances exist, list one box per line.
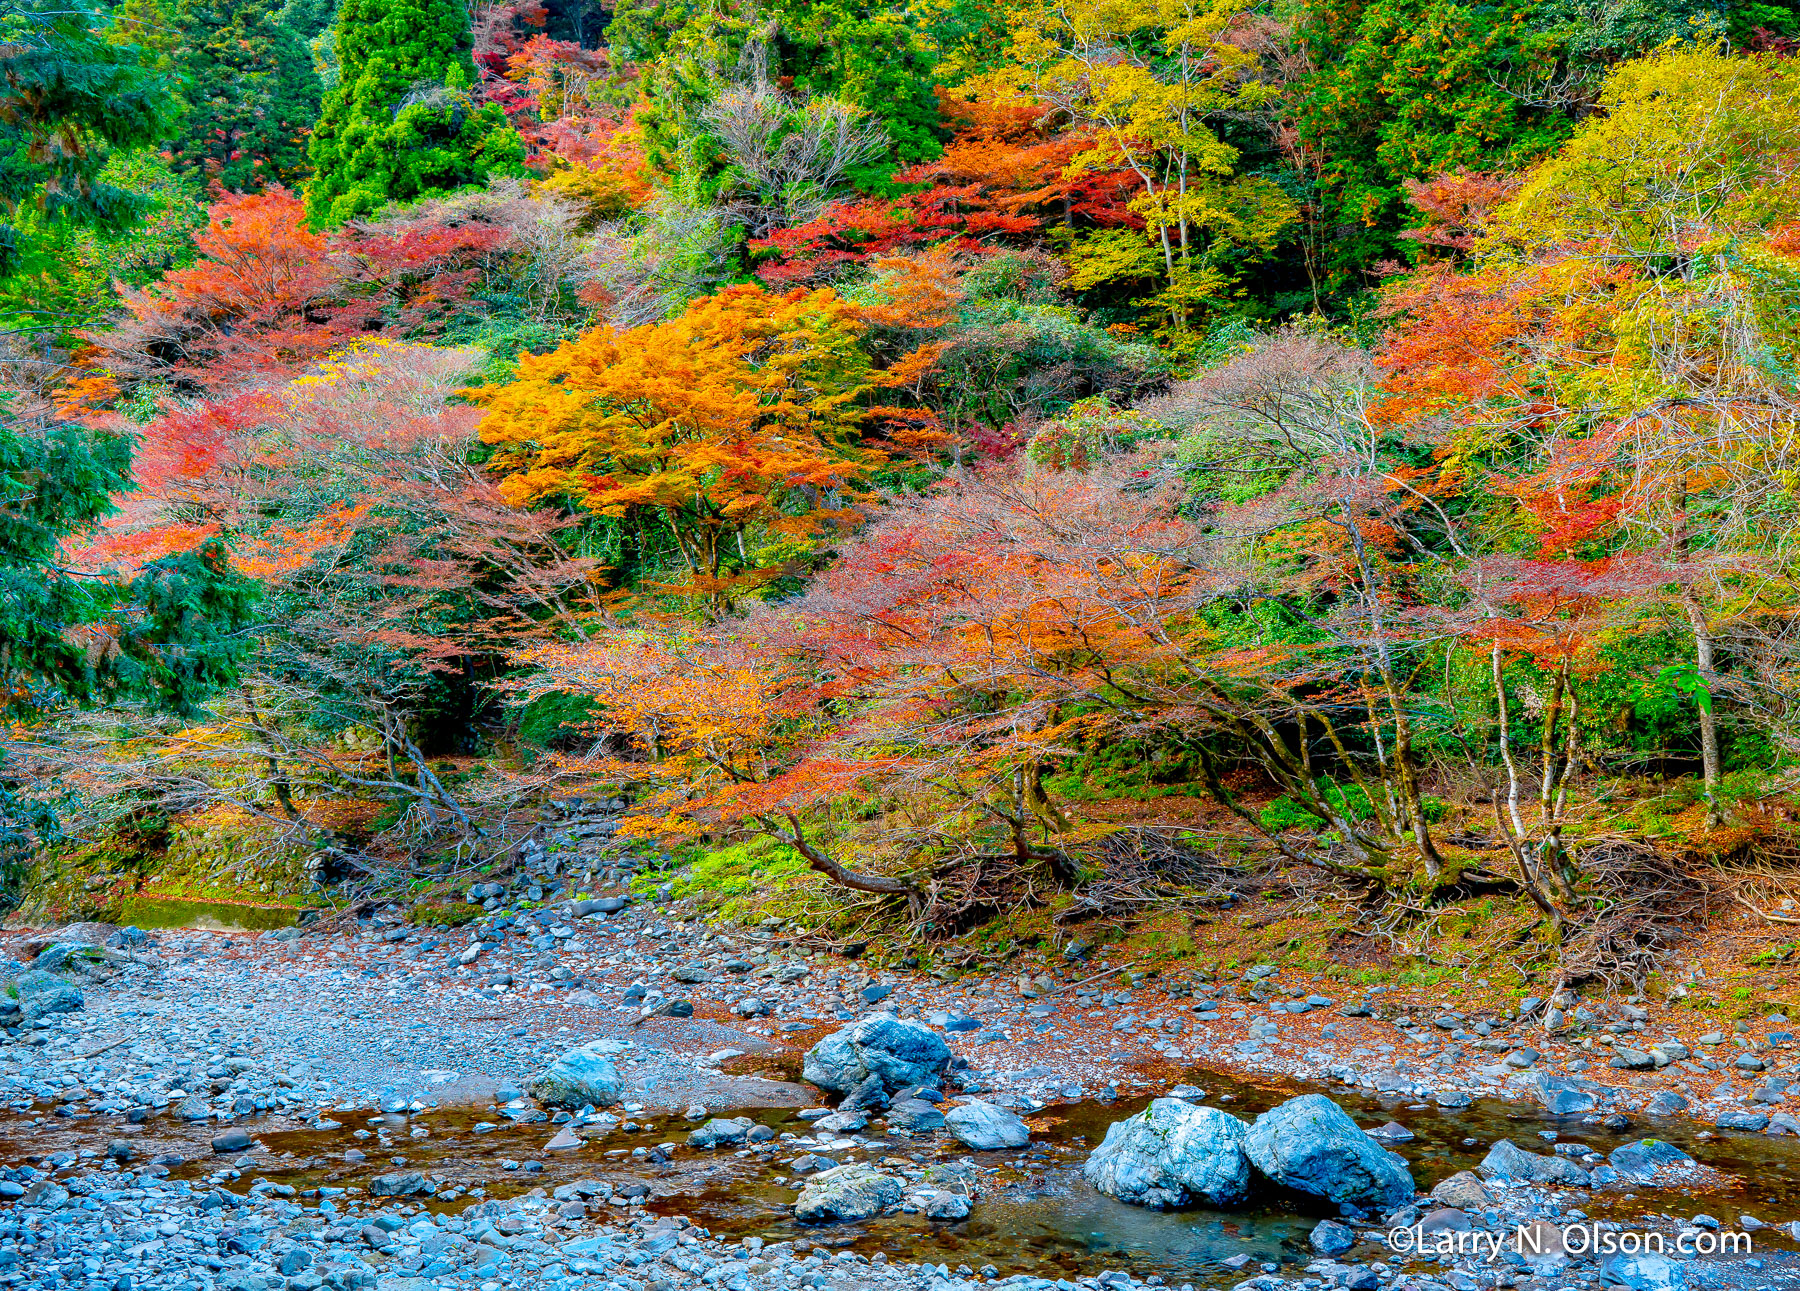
left=749, top=95, right=1137, bottom=287
left=997, top=0, right=1297, bottom=333
left=87, top=185, right=527, bottom=393
left=474, top=282, right=884, bottom=610
left=513, top=429, right=1493, bottom=911
left=1377, top=43, right=1800, bottom=823
left=51, top=340, right=609, bottom=850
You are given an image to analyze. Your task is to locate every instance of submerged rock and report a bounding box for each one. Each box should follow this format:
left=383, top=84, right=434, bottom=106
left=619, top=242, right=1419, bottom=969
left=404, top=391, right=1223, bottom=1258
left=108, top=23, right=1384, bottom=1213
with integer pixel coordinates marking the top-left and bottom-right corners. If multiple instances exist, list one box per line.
left=1480, top=1138, right=1591, bottom=1187
left=793, top=1163, right=905, bottom=1223
left=802, top=1013, right=951, bottom=1094
left=1243, top=1094, right=1415, bottom=1210
left=688, top=1116, right=755, bottom=1149
left=1083, top=1098, right=1251, bottom=1209
left=530, top=1045, right=622, bottom=1108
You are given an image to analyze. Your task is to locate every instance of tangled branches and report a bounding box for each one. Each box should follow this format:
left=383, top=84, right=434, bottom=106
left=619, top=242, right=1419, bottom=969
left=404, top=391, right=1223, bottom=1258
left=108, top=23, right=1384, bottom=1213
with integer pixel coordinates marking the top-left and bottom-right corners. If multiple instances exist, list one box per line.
left=1553, top=837, right=1713, bottom=991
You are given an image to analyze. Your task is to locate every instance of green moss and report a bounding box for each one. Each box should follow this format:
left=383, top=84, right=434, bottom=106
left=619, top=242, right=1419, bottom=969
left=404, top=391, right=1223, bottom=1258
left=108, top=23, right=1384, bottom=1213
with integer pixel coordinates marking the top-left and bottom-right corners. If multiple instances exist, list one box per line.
left=645, top=837, right=815, bottom=920
left=409, top=899, right=484, bottom=927
left=118, top=895, right=306, bottom=931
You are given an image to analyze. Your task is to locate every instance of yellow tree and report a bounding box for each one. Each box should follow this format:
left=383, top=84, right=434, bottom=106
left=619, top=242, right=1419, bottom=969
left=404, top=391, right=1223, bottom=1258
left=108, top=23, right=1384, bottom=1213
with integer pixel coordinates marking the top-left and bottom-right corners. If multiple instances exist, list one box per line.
left=1378, top=43, right=1800, bottom=823
left=997, top=0, right=1295, bottom=330
left=473, top=283, right=881, bottom=610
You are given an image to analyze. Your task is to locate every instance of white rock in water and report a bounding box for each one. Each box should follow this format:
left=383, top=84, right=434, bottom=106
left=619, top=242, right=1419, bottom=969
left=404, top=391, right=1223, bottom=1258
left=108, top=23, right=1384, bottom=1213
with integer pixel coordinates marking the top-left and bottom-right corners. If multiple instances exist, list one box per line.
left=1083, top=1098, right=1250, bottom=1209
left=945, top=1100, right=1030, bottom=1150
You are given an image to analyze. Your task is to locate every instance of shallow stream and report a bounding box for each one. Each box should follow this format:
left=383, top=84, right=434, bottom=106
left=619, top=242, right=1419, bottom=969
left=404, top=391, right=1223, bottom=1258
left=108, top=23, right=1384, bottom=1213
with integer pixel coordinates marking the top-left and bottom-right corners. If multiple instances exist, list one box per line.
left=10, top=1065, right=1800, bottom=1284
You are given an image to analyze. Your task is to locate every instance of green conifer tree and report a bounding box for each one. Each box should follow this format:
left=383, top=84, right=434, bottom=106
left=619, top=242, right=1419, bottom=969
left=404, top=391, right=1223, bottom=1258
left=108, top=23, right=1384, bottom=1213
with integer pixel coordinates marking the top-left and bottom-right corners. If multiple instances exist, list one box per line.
left=0, top=0, right=171, bottom=276
left=167, top=0, right=322, bottom=191
left=303, top=0, right=524, bottom=227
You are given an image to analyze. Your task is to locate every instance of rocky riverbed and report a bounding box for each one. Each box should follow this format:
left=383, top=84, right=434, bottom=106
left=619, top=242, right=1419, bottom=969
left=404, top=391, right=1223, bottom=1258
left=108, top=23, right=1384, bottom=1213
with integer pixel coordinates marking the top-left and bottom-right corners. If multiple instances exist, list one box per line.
left=5, top=892, right=1800, bottom=1291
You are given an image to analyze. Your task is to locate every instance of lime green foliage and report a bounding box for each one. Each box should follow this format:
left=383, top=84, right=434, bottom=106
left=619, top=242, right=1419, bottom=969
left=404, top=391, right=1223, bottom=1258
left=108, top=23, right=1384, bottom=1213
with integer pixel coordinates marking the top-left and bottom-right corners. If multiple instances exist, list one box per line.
left=1043, top=732, right=1202, bottom=802
left=1259, top=796, right=1326, bottom=833
left=516, top=691, right=600, bottom=749
left=1658, top=662, right=1712, bottom=715
left=609, top=0, right=946, bottom=173
left=304, top=0, right=523, bottom=227
left=649, top=837, right=814, bottom=917
left=117, top=894, right=307, bottom=929
left=166, top=0, right=322, bottom=191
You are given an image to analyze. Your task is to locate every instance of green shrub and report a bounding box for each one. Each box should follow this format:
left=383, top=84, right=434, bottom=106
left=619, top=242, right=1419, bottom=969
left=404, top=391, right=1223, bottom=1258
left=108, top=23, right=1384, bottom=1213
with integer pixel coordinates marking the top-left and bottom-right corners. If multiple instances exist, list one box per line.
left=1026, top=396, right=1166, bottom=471
left=516, top=691, right=599, bottom=749
left=1259, top=797, right=1325, bottom=832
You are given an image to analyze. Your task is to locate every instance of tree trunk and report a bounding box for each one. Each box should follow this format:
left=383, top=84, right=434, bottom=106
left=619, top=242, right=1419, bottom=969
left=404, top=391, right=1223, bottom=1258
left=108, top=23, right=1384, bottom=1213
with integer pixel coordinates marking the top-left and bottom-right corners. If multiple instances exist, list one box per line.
left=771, top=811, right=919, bottom=897
left=1683, top=597, right=1724, bottom=827
left=1538, top=658, right=1567, bottom=825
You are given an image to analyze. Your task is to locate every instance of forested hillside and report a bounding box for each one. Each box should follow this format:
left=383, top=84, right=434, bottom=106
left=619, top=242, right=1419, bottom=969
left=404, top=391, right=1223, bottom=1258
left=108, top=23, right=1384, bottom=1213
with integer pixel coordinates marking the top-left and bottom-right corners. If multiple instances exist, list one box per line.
left=3, top=0, right=1800, bottom=1003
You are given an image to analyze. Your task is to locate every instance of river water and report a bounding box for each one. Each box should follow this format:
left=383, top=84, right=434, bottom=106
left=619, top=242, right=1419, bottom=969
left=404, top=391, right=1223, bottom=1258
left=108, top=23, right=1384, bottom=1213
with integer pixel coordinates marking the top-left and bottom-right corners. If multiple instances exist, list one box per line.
left=7, top=1065, right=1798, bottom=1285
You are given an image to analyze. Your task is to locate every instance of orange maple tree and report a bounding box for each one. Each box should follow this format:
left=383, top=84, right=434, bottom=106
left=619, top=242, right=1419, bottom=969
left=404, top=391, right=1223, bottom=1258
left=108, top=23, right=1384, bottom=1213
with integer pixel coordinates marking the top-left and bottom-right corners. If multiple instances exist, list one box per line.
left=473, top=279, right=958, bottom=610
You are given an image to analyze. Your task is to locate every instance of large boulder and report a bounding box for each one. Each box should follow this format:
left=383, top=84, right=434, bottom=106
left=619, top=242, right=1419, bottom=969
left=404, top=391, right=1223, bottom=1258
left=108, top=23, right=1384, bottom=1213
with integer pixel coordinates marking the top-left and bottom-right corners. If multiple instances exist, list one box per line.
left=530, top=1044, right=622, bottom=1108
left=12, top=970, right=82, bottom=1022
left=802, top=1013, right=951, bottom=1095
left=1243, top=1095, right=1415, bottom=1211
left=1083, top=1098, right=1251, bottom=1209
left=1599, top=1252, right=1687, bottom=1291
left=945, top=1100, right=1030, bottom=1150
left=793, top=1163, right=905, bottom=1223
left=1479, top=1138, right=1591, bottom=1187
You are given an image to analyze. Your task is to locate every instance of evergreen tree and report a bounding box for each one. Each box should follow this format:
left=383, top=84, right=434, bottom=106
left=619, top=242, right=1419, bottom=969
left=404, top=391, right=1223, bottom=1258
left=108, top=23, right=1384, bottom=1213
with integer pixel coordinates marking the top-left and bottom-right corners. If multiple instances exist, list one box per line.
left=1291, top=0, right=1575, bottom=287
left=1290, top=0, right=1759, bottom=290
left=0, top=418, right=256, bottom=716
left=0, top=415, right=258, bottom=890
left=0, top=0, right=171, bottom=277
left=303, top=0, right=525, bottom=226
left=167, top=0, right=322, bottom=191
left=108, top=0, right=181, bottom=65
left=277, top=0, right=335, bottom=42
